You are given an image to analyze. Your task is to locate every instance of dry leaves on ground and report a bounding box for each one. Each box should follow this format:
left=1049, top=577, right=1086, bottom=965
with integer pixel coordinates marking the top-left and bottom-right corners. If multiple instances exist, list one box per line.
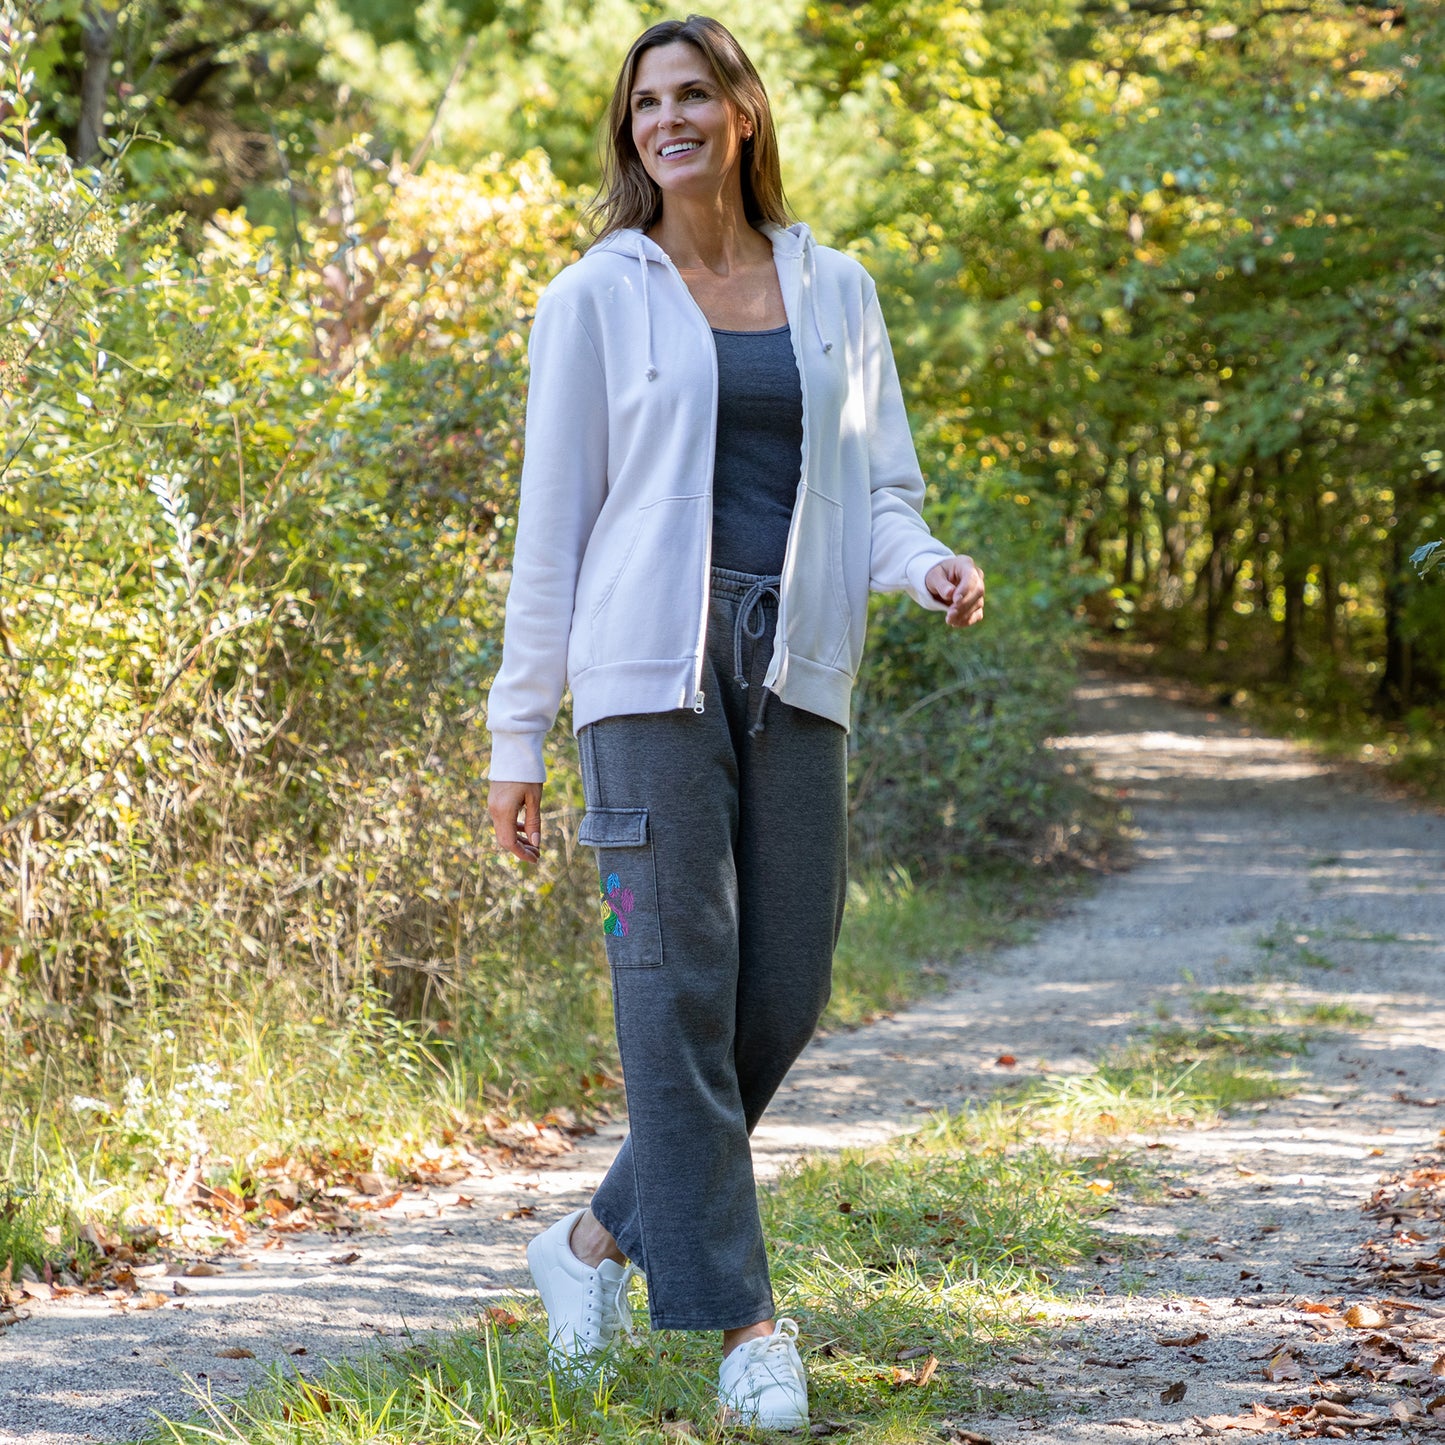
left=1196, top=1397, right=1433, bottom=1436
left=1358, top=1142, right=1445, bottom=1299
left=891, top=1353, right=940, bottom=1388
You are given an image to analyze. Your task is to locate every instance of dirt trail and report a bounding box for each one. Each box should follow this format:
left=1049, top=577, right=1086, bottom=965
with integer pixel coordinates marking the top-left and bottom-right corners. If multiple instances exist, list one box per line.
left=3, top=673, right=1443, bottom=1444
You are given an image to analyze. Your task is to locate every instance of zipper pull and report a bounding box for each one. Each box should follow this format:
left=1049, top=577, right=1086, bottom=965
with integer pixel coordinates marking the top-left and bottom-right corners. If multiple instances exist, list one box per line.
left=692, top=691, right=706, bottom=714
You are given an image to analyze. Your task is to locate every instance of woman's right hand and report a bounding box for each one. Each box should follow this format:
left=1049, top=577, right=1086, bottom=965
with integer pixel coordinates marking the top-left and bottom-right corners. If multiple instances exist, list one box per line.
left=488, top=781, right=543, bottom=864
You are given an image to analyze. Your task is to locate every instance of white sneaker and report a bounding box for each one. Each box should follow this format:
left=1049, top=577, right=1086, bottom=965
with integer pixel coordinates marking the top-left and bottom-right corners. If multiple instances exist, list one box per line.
left=718, top=1317, right=809, bottom=1429
left=525, top=1208, right=637, bottom=1377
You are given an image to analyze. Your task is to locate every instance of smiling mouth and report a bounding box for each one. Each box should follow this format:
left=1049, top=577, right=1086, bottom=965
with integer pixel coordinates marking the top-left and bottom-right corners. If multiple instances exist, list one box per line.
left=659, top=141, right=702, bottom=159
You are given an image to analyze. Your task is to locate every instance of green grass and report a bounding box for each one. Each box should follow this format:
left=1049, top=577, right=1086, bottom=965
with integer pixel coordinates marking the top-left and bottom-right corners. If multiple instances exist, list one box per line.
left=1192, top=988, right=1373, bottom=1032
left=828, top=863, right=1072, bottom=1029
left=0, top=862, right=1075, bottom=1288
left=138, top=1011, right=1302, bottom=1445
left=1254, top=923, right=1339, bottom=974
left=144, top=1100, right=1131, bottom=1445
left=130, top=878, right=1379, bottom=1445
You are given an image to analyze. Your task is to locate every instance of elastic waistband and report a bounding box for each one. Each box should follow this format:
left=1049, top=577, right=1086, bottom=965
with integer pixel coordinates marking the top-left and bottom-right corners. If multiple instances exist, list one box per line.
left=709, top=565, right=782, bottom=602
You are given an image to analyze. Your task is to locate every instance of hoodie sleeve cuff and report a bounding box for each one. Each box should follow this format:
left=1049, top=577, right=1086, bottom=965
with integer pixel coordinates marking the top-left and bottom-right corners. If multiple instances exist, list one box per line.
left=487, top=730, right=548, bottom=785
left=906, top=546, right=954, bottom=612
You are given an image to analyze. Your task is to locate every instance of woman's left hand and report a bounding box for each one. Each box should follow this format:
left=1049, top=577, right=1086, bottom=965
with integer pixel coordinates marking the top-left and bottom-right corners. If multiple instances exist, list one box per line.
left=925, top=555, right=985, bottom=628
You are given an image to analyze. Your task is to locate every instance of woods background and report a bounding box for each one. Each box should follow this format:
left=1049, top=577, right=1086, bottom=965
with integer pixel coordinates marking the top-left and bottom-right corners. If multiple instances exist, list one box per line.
left=1, top=0, right=1441, bottom=1259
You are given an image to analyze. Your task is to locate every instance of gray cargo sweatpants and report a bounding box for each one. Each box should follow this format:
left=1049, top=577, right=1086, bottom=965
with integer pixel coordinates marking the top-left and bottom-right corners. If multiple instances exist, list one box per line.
left=577, top=566, right=849, bottom=1331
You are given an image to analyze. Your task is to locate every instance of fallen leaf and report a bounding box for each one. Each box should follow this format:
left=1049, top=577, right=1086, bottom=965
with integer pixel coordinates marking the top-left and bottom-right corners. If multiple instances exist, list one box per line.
left=131, top=1291, right=168, bottom=1310
left=482, top=1305, right=521, bottom=1331
left=353, top=1189, right=403, bottom=1210
left=1160, top=1380, right=1187, bottom=1404
left=79, top=1222, right=119, bottom=1253
left=327, top=1252, right=360, bottom=1266
left=1158, top=1331, right=1209, bottom=1347
left=995, top=1054, right=1017, bottom=1068
left=215, top=1346, right=255, bottom=1359
left=500, top=1206, right=536, bottom=1221
left=1264, top=1349, right=1303, bottom=1382
left=173, top=1282, right=192, bottom=1296
left=184, top=1262, right=224, bottom=1277
left=1086, top=1180, right=1114, bottom=1196
left=286, top=1344, right=307, bottom=1355
left=1343, top=1304, right=1385, bottom=1329
left=896, top=1345, right=932, bottom=1361
left=1198, top=1411, right=1281, bottom=1433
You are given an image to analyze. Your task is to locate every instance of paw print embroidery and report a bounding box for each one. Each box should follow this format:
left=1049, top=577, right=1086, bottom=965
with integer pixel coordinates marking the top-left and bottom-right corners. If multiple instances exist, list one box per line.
left=600, top=872, right=634, bottom=937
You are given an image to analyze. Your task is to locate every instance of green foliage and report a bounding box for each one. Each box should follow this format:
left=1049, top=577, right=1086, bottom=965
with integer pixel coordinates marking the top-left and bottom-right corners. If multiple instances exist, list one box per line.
left=851, top=469, right=1091, bottom=872
left=1, top=15, right=612, bottom=1139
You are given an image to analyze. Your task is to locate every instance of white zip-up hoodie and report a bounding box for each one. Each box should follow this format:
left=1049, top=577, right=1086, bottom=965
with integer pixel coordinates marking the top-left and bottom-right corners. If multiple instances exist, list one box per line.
left=485, top=220, right=953, bottom=783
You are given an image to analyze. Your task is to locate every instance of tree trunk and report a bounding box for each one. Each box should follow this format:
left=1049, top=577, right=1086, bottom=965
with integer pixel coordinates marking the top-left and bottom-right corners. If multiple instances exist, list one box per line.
left=1199, top=468, right=1242, bottom=651
left=1379, top=529, right=1411, bottom=716
left=1278, top=520, right=1304, bottom=682
left=77, top=1, right=119, bottom=163
left=1121, top=459, right=1142, bottom=590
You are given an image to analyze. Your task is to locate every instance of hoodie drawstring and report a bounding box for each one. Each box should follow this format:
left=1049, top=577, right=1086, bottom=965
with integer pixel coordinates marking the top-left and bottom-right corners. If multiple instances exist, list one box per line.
left=637, top=245, right=658, bottom=381
left=803, top=235, right=833, bottom=356
left=631, top=227, right=831, bottom=382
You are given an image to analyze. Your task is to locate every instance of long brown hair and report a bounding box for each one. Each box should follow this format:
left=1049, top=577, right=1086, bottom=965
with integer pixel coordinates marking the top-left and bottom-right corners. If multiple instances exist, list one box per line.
left=588, top=15, right=790, bottom=239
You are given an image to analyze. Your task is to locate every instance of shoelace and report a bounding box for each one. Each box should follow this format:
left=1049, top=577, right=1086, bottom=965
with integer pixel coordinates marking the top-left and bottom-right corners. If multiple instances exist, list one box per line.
left=584, top=1262, right=639, bottom=1347
left=734, top=1316, right=802, bottom=1377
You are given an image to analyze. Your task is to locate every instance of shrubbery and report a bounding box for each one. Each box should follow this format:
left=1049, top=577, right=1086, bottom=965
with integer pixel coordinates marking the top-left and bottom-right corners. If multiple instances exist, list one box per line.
left=850, top=466, right=1087, bottom=874
left=1, top=31, right=611, bottom=1107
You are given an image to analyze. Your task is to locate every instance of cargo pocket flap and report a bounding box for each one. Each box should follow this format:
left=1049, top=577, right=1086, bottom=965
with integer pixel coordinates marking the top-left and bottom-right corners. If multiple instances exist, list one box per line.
left=578, top=807, right=649, bottom=848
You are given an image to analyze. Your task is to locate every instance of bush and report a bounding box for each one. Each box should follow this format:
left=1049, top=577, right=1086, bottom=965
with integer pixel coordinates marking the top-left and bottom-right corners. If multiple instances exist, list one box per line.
left=0, top=19, right=607, bottom=1111
left=850, top=467, right=1091, bottom=873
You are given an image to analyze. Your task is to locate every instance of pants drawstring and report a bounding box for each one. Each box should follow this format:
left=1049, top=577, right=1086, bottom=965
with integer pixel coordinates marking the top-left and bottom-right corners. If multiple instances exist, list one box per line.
left=729, top=575, right=781, bottom=737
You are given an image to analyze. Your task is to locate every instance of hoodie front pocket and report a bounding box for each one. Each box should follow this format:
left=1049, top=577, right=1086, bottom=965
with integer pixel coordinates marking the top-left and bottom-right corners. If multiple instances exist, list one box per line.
left=584, top=496, right=706, bottom=667
left=785, top=491, right=851, bottom=669
left=577, top=806, right=664, bottom=968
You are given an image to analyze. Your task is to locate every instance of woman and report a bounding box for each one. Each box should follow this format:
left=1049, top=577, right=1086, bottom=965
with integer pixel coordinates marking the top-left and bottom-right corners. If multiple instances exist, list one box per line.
left=486, top=14, right=985, bottom=1428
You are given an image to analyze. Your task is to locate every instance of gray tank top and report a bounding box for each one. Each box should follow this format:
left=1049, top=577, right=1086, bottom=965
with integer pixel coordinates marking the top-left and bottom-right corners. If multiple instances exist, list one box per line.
left=709, top=325, right=804, bottom=576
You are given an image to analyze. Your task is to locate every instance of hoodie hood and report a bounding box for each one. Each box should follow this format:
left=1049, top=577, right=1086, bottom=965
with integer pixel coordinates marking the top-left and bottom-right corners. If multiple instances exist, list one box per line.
left=586, top=222, right=833, bottom=381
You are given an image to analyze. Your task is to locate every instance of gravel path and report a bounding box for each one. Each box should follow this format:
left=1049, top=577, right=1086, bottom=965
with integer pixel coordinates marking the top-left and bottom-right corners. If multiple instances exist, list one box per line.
left=3, top=673, right=1442, bottom=1444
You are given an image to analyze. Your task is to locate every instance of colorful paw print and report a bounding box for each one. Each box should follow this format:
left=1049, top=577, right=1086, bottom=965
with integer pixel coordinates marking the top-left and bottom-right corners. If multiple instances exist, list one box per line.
left=599, top=872, right=634, bottom=937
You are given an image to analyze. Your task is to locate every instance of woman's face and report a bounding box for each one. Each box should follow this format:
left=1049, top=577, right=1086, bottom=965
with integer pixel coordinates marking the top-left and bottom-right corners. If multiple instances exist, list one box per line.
left=629, top=41, right=750, bottom=208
